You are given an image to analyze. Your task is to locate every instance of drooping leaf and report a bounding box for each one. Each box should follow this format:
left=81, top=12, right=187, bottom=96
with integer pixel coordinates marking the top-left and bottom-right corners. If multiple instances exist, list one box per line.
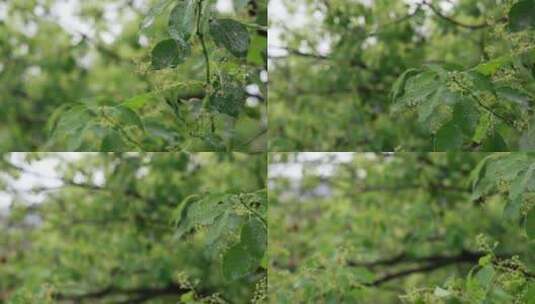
left=390, top=68, right=420, bottom=102
left=100, top=128, right=129, bottom=151
left=151, top=39, right=191, bottom=70
left=222, top=244, right=253, bottom=280
left=141, top=0, right=175, bottom=29
left=475, top=265, right=495, bottom=290
left=481, top=131, right=507, bottom=151
left=175, top=193, right=234, bottom=238
left=208, top=77, right=246, bottom=118
left=435, top=122, right=463, bottom=151
left=168, top=0, right=196, bottom=42
left=507, top=0, right=535, bottom=32
left=209, top=18, right=250, bottom=58
left=240, top=217, right=266, bottom=259
left=103, top=105, right=145, bottom=131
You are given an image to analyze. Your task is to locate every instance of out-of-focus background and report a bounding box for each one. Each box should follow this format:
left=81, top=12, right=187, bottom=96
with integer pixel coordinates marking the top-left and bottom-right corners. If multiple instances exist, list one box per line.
left=0, top=152, right=267, bottom=303
left=0, top=0, right=267, bottom=151
left=268, top=152, right=535, bottom=303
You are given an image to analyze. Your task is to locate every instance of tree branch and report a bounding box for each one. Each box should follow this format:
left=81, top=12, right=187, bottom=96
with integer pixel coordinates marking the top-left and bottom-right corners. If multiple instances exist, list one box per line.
left=54, top=283, right=194, bottom=303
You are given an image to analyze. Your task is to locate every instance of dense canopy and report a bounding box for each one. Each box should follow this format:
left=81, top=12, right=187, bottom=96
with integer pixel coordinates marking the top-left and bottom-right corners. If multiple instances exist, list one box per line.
left=0, top=152, right=267, bottom=303
left=0, top=0, right=267, bottom=152
left=269, top=0, right=535, bottom=151
left=269, top=152, right=535, bottom=303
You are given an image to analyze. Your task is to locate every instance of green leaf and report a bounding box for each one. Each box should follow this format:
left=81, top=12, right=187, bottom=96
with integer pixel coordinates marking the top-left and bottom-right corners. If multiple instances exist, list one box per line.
left=503, top=195, right=522, bottom=222
left=208, top=77, right=246, bottom=118
left=209, top=18, right=250, bottom=58
left=520, top=123, right=535, bottom=151
left=141, top=0, right=175, bottom=29
left=475, top=265, right=495, bottom=290
left=100, top=128, right=128, bottom=151
left=418, top=86, right=459, bottom=132
left=474, top=55, right=512, bottom=76
left=452, top=99, right=480, bottom=137
left=222, top=244, right=253, bottom=280
left=526, top=207, right=535, bottom=239
left=122, top=93, right=158, bottom=111
left=103, top=105, right=145, bottom=131
left=390, top=68, right=420, bottom=102
left=507, top=0, right=535, bottom=32
left=481, top=131, right=507, bottom=151
left=240, top=217, right=266, bottom=259
left=247, top=35, right=267, bottom=66
left=175, top=193, right=233, bottom=238
left=435, top=122, right=463, bottom=151
left=151, top=39, right=191, bottom=70
left=168, top=0, right=196, bottom=42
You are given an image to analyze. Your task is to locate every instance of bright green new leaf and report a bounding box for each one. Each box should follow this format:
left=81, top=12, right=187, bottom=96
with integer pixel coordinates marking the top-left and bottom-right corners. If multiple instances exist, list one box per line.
left=209, top=18, right=250, bottom=58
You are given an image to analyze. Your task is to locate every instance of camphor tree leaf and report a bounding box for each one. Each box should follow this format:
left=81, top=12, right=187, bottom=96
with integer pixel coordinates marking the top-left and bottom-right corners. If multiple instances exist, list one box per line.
left=151, top=39, right=191, bottom=70
left=209, top=18, right=250, bottom=58
left=168, top=0, right=197, bottom=42
left=141, top=0, right=175, bottom=29
left=507, top=0, right=535, bottom=32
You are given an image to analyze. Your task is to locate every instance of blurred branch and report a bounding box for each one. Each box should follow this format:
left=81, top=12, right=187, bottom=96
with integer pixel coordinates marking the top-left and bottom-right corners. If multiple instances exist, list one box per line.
left=54, top=283, right=196, bottom=304
left=420, top=0, right=504, bottom=30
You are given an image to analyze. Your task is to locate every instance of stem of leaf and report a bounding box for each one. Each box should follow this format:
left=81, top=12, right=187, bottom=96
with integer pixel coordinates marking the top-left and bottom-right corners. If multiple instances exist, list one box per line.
left=238, top=196, right=267, bottom=228
left=196, top=0, right=210, bottom=84
left=451, top=78, right=517, bottom=129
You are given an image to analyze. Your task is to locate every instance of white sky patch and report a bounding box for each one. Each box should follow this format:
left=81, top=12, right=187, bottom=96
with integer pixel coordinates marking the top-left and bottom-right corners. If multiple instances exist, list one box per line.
left=0, top=153, right=88, bottom=212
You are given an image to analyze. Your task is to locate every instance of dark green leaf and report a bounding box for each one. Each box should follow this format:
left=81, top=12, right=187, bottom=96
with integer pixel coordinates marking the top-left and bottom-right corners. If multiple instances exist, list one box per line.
left=435, top=122, right=463, bottom=151
left=209, top=18, right=250, bottom=58
left=222, top=244, right=253, bottom=280
left=208, top=78, right=246, bottom=118
left=168, top=0, right=196, bottom=42
left=151, top=39, right=191, bottom=70
left=240, top=217, right=266, bottom=259
left=508, top=0, right=535, bottom=32
left=481, top=131, right=507, bottom=151
left=526, top=207, right=535, bottom=239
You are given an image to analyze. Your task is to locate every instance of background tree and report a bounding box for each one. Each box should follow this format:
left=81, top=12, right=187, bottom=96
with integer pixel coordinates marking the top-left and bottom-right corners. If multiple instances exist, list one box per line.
left=0, top=152, right=267, bottom=303
left=269, top=0, right=535, bottom=151
left=269, top=152, right=535, bottom=303
left=0, top=0, right=266, bottom=152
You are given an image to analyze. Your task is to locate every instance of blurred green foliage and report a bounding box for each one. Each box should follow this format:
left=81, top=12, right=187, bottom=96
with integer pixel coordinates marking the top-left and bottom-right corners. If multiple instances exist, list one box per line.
left=0, top=0, right=266, bottom=151
left=269, top=0, right=535, bottom=151
left=0, top=152, right=267, bottom=303
left=269, top=152, right=535, bottom=303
